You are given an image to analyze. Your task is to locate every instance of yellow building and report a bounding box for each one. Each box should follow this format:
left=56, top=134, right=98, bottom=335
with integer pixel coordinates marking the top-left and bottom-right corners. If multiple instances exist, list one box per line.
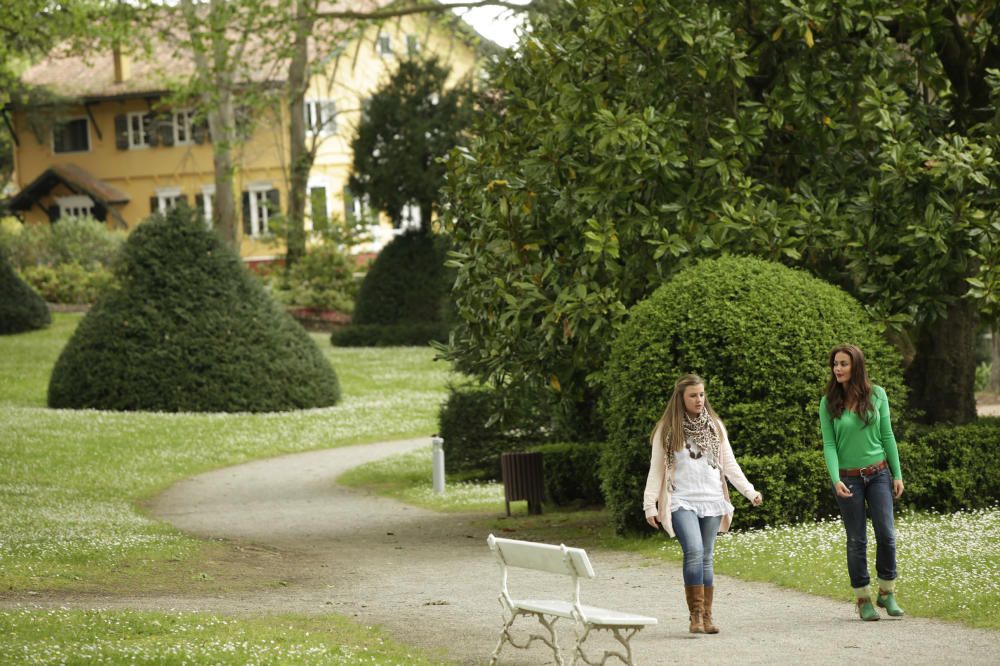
left=3, top=10, right=494, bottom=261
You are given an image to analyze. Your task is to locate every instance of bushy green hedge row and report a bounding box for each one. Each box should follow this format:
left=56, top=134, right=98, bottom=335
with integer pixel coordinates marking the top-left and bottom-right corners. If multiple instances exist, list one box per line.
left=330, top=322, right=448, bottom=347
left=0, top=251, right=50, bottom=334
left=271, top=243, right=358, bottom=313
left=601, top=256, right=906, bottom=534
left=901, top=418, right=1000, bottom=513
left=527, top=441, right=604, bottom=506
left=438, top=384, right=551, bottom=479
left=0, top=216, right=125, bottom=270
left=48, top=206, right=340, bottom=412
left=20, top=262, right=114, bottom=304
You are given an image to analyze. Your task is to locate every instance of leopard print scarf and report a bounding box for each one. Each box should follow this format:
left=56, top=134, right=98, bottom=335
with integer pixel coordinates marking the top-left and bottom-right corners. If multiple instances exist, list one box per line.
left=674, top=408, right=721, bottom=471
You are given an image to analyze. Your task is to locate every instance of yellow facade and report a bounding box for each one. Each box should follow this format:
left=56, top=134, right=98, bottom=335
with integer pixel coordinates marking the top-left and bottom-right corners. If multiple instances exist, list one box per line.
left=8, top=16, right=486, bottom=260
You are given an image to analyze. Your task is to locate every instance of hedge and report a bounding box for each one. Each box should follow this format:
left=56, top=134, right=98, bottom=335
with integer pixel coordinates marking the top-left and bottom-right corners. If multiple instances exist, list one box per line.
left=330, top=322, right=448, bottom=347
left=438, top=384, right=551, bottom=479
left=601, top=256, right=906, bottom=534
left=527, top=441, right=605, bottom=506
left=48, top=206, right=340, bottom=412
left=0, top=251, right=50, bottom=334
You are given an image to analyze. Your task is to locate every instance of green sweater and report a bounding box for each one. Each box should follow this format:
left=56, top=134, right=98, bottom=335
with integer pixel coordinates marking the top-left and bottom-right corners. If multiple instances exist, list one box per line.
left=819, top=385, right=902, bottom=485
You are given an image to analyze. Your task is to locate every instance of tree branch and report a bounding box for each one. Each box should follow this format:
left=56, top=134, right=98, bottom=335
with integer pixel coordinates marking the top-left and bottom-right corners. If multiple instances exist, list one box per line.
left=317, top=0, right=533, bottom=21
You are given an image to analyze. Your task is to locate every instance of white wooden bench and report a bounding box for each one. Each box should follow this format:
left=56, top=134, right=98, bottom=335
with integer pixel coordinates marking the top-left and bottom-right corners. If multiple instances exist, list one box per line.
left=487, top=534, right=658, bottom=666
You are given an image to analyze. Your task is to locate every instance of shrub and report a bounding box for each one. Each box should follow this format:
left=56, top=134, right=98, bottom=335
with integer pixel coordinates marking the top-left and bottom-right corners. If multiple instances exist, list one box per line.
left=0, top=251, right=50, bottom=334
left=527, top=441, right=605, bottom=506
left=48, top=206, right=340, bottom=412
left=330, top=322, right=448, bottom=347
left=727, top=451, right=838, bottom=530
left=0, top=216, right=124, bottom=270
left=601, top=256, right=906, bottom=534
left=20, top=262, right=114, bottom=304
left=351, top=230, right=450, bottom=326
left=900, top=418, right=1000, bottom=513
left=438, top=384, right=551, bottom=479
left=273, top=243, right=357, bottom=313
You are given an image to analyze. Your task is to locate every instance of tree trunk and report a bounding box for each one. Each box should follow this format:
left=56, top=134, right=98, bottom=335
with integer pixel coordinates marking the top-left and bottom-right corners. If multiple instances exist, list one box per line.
left=991, top=326, right=1000, bottom=393
left=284, top=0, right=315, bottom=268
left=420, top=200, right=433, bottom=234
left=209, top=99, right=238, bottom=246
left=905, top=299, right=979, bottom=424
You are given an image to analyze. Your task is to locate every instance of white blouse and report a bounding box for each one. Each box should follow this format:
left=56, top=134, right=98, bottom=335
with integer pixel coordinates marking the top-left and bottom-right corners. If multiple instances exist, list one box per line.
left=671, top=443, right=734, bottom=518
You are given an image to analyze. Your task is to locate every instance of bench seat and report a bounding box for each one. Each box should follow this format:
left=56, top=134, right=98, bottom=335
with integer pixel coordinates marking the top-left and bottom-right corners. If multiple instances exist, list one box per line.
left=488, top=534, right=658, bottom=665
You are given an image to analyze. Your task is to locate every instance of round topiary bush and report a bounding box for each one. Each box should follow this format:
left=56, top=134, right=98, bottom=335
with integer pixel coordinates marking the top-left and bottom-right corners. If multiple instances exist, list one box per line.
left=0, top=251, right=51, bottom=334
left=601, top=256, right=905, bottom=534
left=48, top=206, right=340, bottom=412
left=341, top=229, right=450, bottom=345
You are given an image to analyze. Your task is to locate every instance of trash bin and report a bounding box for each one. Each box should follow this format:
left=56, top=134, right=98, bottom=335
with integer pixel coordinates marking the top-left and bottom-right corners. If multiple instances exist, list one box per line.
left=500, top=451, right=544, bottom=516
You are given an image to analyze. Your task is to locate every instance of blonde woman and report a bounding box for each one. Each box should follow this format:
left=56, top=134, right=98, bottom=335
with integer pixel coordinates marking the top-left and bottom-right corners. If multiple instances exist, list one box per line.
left=643, top=374, right=762, bottom=634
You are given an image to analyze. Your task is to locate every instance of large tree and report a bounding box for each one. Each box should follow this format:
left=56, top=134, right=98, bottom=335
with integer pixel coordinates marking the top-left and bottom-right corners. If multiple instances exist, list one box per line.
left=349, top=55, right=474, bottom=230
left=442, top=0, right=1000, bottom=428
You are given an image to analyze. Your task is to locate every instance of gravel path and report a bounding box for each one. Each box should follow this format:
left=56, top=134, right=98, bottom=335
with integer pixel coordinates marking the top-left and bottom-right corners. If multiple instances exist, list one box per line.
left=149, top=437, right=996, bottom=665
left=8, top=437, right=998, bottom=664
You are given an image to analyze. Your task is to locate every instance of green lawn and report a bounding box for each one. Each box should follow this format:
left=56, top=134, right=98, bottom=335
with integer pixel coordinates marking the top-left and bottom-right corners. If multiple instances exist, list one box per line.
left=0, top=314, right=458, bottom=663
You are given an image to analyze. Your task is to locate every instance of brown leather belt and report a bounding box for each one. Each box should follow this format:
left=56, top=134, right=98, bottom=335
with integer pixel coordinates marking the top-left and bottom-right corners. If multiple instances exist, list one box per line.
left=840, top=460, right=887, bottom=477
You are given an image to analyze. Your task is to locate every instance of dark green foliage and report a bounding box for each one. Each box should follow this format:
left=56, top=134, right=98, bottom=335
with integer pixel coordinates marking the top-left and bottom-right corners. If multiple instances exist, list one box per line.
left=330, top=322, right=448, bottom=347
left=349, top=56, right=473, bottom=228
left=900, top=418, right=1000, bottom=513
left=438, top=384, right=551, bottom=479
left=527, top=441, right=604, bottom=506
left=727, top=452, right=838, bottom=530
left=352, top=230, right=449, bottom=326
left=0, top=251, right=50, bottom=334
left=48, top=206, right=340, bottom=412
left=601, top=256, right=905, bottom=534
left=274, top=243, right=357, bottom=312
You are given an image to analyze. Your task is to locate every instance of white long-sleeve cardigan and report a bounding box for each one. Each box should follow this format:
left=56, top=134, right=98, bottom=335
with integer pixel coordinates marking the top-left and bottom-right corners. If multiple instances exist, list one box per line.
left=642, top=419, right=758, bottom=537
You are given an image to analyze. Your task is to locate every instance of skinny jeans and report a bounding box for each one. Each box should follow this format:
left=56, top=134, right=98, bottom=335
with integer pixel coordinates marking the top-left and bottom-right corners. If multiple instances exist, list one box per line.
left=835, top=466, right=897, bottom=589
left=671, top=509, right=722, bottom=587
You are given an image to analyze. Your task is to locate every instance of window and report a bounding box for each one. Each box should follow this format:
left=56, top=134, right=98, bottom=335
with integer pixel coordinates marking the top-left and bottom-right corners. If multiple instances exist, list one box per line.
left=406, top=34, right=420, bottom=55
left=376, top=34, right=392, bottom=56
left=155, top=187, right=183, bottom=213
left=304, top=100, right=337, bottom=136
left=197, top=185, right=215, bottom=228
left=57, top=195, right=95, bottom=219
left=52, top=118, right=90, bottom=153
left=243, top=184, right=278, bottom=238
left=173, top=110, right=196, bottom=145
left=400, top=203, right=421, bottom=231
left=127, top=112, right=152, bottom=149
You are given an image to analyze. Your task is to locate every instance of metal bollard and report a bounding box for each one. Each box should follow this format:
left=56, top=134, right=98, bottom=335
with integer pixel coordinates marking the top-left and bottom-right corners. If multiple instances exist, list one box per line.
left=431, top=434, right=445, bottom=495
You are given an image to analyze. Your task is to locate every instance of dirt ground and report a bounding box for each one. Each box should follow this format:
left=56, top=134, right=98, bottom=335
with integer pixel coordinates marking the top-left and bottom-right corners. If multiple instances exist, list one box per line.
left=4, top=436, right=998, bottom=665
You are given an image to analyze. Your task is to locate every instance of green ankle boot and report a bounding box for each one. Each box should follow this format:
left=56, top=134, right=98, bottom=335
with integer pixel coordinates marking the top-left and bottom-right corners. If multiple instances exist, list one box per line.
left=877, top=591, right=904, bottom=617
left=856, top=597, right=880, bottom=621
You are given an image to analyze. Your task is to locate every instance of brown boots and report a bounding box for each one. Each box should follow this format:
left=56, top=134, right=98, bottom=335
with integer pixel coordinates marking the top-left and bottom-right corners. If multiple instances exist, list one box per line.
left=703, top=586, right=719, bottom=633
left=685, top=585, right=704, bottom=633
left=685, top=585, right=720, bottom=634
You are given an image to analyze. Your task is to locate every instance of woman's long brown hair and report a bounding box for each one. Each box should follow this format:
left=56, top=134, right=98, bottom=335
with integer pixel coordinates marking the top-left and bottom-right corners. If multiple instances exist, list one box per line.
left=651, top=373, right=721, bottom=453
left=824, top=344, right=873, bottom=425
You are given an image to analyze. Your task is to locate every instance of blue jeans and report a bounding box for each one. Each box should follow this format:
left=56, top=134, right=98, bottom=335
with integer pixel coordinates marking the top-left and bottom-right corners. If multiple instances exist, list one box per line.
left=671, top=509, right=722, bottom=587
left=835, top=467, right=897, bottom=589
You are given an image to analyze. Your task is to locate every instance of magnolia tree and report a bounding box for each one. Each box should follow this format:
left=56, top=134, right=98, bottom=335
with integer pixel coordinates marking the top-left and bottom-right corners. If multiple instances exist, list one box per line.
left=442, top=0, right=1000, bottom=429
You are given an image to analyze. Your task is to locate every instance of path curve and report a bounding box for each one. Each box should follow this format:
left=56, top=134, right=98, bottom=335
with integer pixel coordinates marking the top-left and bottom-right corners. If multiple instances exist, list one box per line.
left=146, top=437, right=998, bottom=665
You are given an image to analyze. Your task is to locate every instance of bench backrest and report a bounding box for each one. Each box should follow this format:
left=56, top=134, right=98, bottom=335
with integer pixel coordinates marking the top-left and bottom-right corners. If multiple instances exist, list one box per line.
left=488, top=533, right=595, bottom=579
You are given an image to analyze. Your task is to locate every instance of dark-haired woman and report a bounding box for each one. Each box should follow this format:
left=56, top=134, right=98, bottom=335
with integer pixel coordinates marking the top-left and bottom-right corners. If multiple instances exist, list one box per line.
left=643, top=373, right=762, bottom=634
left=819, top=344, right=904, bottom=621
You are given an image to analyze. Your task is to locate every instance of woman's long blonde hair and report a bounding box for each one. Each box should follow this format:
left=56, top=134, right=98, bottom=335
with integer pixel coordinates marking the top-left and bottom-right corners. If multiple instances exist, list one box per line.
left=651, top=373, right=721, bottom=453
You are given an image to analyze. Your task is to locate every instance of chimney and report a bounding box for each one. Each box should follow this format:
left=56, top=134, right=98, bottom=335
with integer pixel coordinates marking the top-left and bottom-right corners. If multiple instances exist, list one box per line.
left=113, top=45, right=131, bottom=83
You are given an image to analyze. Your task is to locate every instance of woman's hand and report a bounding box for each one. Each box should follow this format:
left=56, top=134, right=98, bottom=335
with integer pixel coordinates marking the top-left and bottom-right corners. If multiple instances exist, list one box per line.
left=751, top=492, right=763, bottom=507
left=646, top=515, right=660, bottom=529
left=834, top=481, right=854, bottom=498
left=893, top=479, right=904, bottom=499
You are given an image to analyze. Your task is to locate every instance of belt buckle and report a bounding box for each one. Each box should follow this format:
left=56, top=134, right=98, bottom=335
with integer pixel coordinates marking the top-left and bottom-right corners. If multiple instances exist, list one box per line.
left=861, top=463, right=879, bottom=476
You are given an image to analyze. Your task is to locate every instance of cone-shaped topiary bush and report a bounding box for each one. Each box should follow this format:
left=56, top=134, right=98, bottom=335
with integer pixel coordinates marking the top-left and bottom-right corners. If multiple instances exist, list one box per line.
left=332, top=229, right=450, bottom=346
left=0, top=250, right=50, bottom=334
left=48, top=206, right=340, bottom=412
left=601, top=256, right=905, bottom=534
